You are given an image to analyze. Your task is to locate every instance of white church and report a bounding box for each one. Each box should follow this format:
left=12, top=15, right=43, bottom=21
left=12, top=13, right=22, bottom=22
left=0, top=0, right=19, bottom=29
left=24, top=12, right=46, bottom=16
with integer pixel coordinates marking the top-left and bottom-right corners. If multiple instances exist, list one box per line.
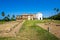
left=36, top=12, right=43, bottom=20
left=28, top=12, right=43, bottom=20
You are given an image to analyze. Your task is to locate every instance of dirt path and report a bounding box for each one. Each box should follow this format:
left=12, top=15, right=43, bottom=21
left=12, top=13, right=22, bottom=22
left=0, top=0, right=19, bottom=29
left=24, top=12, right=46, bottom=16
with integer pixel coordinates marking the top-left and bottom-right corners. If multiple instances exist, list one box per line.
left=37, top=23, right=60, bottom=39
left=0, top=21, right=19, bottom=30
left=0, top=20, right=25, bottom=37
left=10, top=20, right=25, bottom=36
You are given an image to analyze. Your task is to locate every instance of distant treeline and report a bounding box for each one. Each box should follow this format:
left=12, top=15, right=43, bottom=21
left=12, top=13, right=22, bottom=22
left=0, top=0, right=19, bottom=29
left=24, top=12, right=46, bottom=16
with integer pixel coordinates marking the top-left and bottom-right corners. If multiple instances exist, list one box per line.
left=44, top=8, right=60, bottom=20
left=0, top=11, right=16, bottom=21
left=48, top=13, right=60, bottom=20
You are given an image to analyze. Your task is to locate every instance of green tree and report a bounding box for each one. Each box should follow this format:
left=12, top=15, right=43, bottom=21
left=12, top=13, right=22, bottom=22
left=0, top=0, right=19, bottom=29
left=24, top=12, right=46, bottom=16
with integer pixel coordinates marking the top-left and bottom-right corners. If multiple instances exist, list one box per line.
left=11, top=15, right=15, bottom=21
left=3, top=16, right=10, bottom=21
left=3, top=14, right=10, bottom=21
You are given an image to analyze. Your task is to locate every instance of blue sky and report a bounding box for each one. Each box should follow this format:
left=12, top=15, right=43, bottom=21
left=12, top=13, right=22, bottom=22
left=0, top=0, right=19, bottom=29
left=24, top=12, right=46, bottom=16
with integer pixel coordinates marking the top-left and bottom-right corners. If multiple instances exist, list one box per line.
left=0, top=0, right=60, bottom=19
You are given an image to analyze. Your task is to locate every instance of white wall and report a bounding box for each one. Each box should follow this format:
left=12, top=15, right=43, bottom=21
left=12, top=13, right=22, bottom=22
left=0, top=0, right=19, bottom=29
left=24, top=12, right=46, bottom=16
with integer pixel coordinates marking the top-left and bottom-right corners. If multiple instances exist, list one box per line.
left=36, top=12, right=43, bottom=20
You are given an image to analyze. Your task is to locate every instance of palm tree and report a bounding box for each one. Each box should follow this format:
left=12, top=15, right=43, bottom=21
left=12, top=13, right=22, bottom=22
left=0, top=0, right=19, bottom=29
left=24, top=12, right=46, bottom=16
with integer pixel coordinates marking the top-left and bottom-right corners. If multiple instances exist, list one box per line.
left=51, top=8, right=60, bottom=20
left=54, top=8, right=59, bottom=12
left=7, top=14, right=10, bottom=17
left=2, top=11, right=5, bottom=17
left=7, top=14, right=10, bottom=21
left=12, top=15, right=15, bottom=18
left=11, top=15, right=15, bottom=21
left=1, top=11, right=5, bottom=21
left=53, top=8, right=59, bottom=18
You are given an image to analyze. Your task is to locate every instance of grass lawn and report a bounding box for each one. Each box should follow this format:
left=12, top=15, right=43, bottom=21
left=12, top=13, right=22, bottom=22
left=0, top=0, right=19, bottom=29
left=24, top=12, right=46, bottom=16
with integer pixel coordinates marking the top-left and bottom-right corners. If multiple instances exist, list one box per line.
left=0, top=20, right=60, bottom=40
